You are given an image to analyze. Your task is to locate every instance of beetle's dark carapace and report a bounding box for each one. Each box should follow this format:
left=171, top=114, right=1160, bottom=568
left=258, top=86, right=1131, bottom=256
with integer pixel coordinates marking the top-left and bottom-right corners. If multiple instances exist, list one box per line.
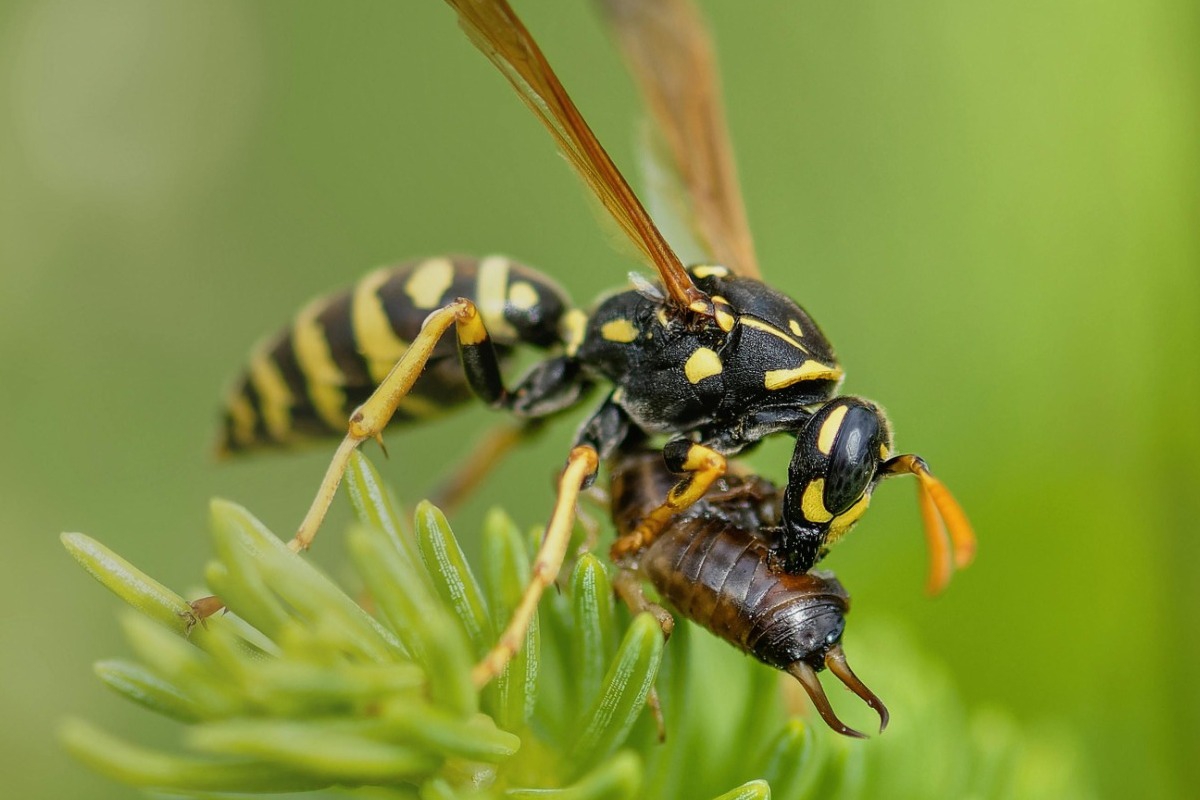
left=610, top=449, right=888, bottom=737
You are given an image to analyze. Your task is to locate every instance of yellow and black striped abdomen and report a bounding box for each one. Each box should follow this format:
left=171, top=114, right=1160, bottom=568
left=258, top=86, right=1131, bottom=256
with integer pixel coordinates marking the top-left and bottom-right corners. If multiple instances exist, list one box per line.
left=218, top=255, right=572, bottom=456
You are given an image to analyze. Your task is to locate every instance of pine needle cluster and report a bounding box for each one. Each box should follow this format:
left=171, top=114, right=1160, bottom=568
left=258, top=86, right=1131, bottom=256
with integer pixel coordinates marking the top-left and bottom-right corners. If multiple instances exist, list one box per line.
left=62, top=452, right=1093, bottom=799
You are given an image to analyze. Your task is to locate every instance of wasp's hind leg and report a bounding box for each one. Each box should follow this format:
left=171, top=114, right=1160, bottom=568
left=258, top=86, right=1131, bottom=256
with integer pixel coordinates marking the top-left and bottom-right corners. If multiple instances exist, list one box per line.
left=609, top=439, right=726, bottom=561
left=472, top=445, right=600, bottom=687
left=292, top=298, right=510, bottom=553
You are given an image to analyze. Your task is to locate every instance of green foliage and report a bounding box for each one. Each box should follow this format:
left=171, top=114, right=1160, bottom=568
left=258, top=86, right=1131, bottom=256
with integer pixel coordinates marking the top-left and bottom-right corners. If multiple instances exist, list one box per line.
left=63, top=452, right=1093, bottom=798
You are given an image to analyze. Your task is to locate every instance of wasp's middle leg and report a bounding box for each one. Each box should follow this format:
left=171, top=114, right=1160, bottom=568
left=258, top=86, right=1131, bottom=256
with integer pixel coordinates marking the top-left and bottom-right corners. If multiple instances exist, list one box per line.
left=609, top=439, right=726, bottom=561
left=472, top=444, right=600, bottom=687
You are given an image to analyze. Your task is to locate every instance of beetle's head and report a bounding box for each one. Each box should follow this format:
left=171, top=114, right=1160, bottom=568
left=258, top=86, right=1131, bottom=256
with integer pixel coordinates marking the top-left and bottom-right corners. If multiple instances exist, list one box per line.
left=774, top=571, right=888, bottom=738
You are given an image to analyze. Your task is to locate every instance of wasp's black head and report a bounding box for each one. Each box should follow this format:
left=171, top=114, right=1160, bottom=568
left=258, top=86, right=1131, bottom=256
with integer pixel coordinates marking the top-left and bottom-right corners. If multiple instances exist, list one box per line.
left=774, top=398, right=893, bottom=571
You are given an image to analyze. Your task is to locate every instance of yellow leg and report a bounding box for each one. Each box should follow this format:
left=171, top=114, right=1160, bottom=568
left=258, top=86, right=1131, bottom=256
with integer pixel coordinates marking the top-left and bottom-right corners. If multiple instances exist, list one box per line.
left=472, top=445, right=599, bottom=688
left=610, top=444, right=726, bottom=561
left=290, top=300, right=479, bottom=553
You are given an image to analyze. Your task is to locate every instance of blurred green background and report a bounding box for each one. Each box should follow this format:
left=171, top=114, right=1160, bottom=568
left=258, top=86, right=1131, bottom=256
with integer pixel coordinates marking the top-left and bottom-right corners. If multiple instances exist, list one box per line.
left=1, top=1, right=1196, bottom=797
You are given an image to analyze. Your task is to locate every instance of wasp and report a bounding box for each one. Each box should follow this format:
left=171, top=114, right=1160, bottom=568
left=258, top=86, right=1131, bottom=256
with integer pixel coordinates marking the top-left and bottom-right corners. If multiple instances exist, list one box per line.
left=609, top=448, right=887, bottom=738
left=209, top=0, right=975, bottom=687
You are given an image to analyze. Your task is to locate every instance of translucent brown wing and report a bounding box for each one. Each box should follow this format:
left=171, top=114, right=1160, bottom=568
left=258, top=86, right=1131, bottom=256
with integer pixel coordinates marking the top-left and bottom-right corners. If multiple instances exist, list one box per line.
left=597, top=0, right=761, bottom=279
left=442, top=0, right=711, bottom=314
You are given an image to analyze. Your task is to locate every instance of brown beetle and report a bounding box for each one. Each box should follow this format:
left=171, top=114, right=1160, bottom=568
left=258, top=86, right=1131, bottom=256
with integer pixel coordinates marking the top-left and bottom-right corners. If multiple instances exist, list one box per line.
left=610, top=449, right=888, bottom=738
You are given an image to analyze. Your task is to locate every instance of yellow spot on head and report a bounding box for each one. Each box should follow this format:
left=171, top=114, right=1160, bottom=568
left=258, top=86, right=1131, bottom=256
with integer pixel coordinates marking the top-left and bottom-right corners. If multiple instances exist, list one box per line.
left=827, top=493, right=871, bottom=545
left=561, top=308, right=588, bottom=357
left=764, top=362, right=844, bottom=390
left=684, top=347, right=723, bottom=384
left=789, top=319, right=805, bottom=337
left=404, top=257, right=455, bottom=309
left=816, top=405, right=849, bottom=456
left=601, top=318, right=639, bottom=344
left=691, top=265, right=730, bottom=279
left=507, top=280, right=539, bottom=312
left=801, top=478, right=834, bottom=523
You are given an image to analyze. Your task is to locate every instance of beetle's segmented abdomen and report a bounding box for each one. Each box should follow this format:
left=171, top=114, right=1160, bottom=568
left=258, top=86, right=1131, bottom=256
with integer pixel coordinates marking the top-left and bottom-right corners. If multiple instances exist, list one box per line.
left=218, top=255, right=571, bottom=455
left=641, top=519, right=848, bottom=670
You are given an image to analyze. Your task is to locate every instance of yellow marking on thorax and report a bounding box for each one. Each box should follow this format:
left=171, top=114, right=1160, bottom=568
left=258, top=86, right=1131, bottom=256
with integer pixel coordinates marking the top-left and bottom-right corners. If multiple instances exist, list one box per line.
left=561, top=308, right=588, bottom=357
left=764, top=362, right=844, bottom=390
left=826, top=493, right=871, bottom=546
left=478, top=255, right=518, bottom=341
left=801, top=478, right=834, bottom=523
left=352, top=267, right=413, bottom=383
left=601, top=318, right=639, bottom=343
left=691, top=265, right=730, bottom=279
left=655, top=307, right=670, bottom=327
left=740, top=317, right=808, bottom=352
left=293, top=300, right=349, bottom=430
left=684, top=347, right=723, bottom=384
left=816, top=405, right=849, bottom=455
left=225, top=391, right=257, bottom=447
left=404, top=257, right=455, bottom=309
left=507, top=280, right=539, bottom=311
left=789, top=319, right=805, bottom=337
left=248, top=348, right=293, bottom=442
left=711, top=296, right=736, bottom=332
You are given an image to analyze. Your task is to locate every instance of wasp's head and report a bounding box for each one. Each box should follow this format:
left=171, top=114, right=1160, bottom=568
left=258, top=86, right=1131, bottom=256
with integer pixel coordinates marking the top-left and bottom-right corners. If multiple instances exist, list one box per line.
left=775, top=398, right=892, bottom=571
left=776, top=396, right=976, bottom=593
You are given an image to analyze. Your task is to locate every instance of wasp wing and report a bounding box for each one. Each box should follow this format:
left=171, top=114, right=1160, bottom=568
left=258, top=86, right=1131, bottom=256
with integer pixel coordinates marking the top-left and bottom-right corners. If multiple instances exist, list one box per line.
left=442, top=0, right=710, bottom=313
left=597, top=0, right=761, bottom=279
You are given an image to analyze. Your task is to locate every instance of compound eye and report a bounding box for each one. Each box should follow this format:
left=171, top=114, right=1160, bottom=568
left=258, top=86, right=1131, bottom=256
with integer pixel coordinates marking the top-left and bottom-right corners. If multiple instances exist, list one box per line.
left=824, top=405, right=884, bottom=514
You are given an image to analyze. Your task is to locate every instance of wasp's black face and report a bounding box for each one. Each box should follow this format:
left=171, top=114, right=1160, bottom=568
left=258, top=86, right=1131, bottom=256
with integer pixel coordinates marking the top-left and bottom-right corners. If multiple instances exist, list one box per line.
left=774, top=397, right=893, bottom=572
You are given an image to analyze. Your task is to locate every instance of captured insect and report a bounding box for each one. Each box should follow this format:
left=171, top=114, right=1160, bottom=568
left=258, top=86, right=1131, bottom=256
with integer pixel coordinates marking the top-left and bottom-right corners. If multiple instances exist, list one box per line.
left=609, top=448, right=888, bottom=738
left=207, top=0, right=976, bottom=687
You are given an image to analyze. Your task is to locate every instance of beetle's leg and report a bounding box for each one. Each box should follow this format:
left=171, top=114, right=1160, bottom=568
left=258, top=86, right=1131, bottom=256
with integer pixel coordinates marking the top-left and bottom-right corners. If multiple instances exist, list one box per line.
left=292, top=299, right=493, bottom=553
left=473, top=445, right=600, bottom=687
left=610, top=439, right=726, bottom=560
left=612, top=570, right=674, bottom=639
left=612, top=569, right=671, bottom=741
